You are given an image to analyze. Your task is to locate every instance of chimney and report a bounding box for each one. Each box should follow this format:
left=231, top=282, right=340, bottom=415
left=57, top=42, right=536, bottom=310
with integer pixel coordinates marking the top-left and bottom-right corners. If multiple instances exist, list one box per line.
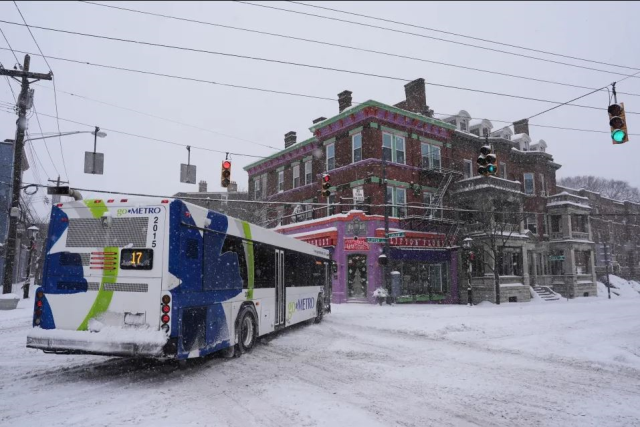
left=513, top=119, right=529, bottom=136
left=338, top=90, right=352, bottom=113
left=404, top=78, right=426, bottom=113
left=227, top=181, right=238, bottom=193
left=313, top=117, right=327, bottom=124
left=284, top=131, right=297, bottom=148
left=198, top=180, right=207, bottom=193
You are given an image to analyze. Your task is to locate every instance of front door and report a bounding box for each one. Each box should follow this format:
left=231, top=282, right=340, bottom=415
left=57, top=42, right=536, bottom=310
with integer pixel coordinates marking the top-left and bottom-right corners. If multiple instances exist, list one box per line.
left=347, top=255, right=367, bottom=299
left=275, top=249, right=285, bottom=326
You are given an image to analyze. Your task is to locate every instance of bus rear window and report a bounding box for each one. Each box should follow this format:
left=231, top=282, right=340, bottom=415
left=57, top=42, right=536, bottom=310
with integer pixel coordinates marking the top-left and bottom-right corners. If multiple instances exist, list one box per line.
left=120, top=249, right=154, bottom=270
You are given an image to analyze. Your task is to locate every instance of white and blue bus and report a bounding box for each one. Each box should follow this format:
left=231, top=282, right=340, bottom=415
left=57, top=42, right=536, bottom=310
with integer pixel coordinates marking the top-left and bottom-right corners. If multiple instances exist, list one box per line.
left=27, top=198, right=331, bottom=360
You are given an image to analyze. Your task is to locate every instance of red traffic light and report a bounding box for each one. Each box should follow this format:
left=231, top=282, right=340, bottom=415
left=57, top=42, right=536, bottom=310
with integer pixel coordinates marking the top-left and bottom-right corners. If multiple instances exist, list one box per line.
left=222, top=161, right=231, bottom=169
left=322, top=174, right=331, bottom=182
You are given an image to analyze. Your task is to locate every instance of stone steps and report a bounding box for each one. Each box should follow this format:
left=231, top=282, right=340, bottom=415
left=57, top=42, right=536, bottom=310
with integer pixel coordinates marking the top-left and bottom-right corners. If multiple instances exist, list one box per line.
left=532, top=286, right=561, bottom=301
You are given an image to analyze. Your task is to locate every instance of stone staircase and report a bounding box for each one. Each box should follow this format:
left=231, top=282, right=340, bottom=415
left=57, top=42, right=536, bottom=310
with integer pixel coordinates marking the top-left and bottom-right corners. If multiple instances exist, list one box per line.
left=531, top=285, right=561, bottom=301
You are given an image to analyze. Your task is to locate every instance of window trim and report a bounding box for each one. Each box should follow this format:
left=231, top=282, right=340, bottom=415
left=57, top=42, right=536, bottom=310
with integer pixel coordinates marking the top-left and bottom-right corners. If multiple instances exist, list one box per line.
left=523, top=173, right=535, bottom=195
left=292, top=164, right=300, bottom=189
left=352, top=133, right=362, bottom=163
left=382, top=132, right=406, bottom=165
left=326, top=143, right=335, bottom=171
left=463, top=159, right=473, bottom=179
left=304, top=160, right=312, bottom=186
left=278, top=170, right=284, bottom=193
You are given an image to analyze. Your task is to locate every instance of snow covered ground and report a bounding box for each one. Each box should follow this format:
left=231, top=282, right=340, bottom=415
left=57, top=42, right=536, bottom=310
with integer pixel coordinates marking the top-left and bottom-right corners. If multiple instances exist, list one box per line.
left=1, top=278, right=639, bottom=427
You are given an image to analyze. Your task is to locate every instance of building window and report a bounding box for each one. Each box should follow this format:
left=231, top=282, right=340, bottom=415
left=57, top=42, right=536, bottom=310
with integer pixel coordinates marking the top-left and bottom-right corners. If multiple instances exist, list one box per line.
left=326, top=143, right=335, bottom=171
left=498, top=248, right=523, bottom=276
left=276, top=206, right=284, bottom=226
left=550, top=215, right=562, bottom=233
left=526, top=215, right=537, bottom=234
left=482, top=128, right=489, bottom=137
left=304, top=160, right=312, bottom=185
left=292, top=164, right=300, bottom=189
left=575, top=250, right=592, bottom=275
left=261, top=174, right=267, bottom=197
left=423, top=192, right=441, bottom=219
left=326, top=194, right=336, bottom=216
left=539, top=174, right=546, bottom=196
left=352, top=134, right=362, bottom=163
left=420, top=143, right=441, bottom=170
left=571, top=215, right=587, bottom=233
left=382, top=132, right=405, bottom=164
left=460, top=120, right=467, bottom=131
left=463, top=160, right=472, bottom=179
left=500, top=162, right=507, bottom=179
left=278, top=170, right=284, bottom=193
left=523, top=173, right=535, bottom=195
left=542, top=214, right=548, bottom=235
left=386, top=186, right=406, bottom=218
left=254, top=178, right=262, bottom=200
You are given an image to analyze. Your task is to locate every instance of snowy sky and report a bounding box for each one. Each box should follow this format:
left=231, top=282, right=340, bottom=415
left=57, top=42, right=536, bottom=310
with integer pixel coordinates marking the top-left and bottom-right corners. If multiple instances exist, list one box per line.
left=2, top=1, right=640, bottom=221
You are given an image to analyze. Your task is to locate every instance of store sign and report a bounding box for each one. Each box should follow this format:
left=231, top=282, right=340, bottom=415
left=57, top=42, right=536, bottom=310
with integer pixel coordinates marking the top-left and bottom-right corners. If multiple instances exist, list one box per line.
left=389, top=237, right=446, bottom=247
left=344, top=238, right=370, bottom=251
left=303, top=237, right=334, bottom=247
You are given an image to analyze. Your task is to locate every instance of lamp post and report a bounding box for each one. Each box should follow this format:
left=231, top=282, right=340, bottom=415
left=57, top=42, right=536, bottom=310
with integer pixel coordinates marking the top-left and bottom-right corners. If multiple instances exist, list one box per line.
left=463, top=237, right=473, bottom=306
left=23, top=225, right=39, bottom=299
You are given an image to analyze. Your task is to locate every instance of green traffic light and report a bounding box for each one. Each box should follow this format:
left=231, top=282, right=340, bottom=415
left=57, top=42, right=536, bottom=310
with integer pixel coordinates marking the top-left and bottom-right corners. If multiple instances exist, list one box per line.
left=612, top=129, right=626, bottom=143
left=486, top=164, right=497, bottom=174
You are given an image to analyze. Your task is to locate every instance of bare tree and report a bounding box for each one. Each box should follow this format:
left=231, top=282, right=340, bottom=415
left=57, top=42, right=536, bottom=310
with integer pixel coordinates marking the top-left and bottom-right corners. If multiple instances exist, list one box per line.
left=559, top=176, right=640, bottom=202
left=463, top=195, right=529, bottom=304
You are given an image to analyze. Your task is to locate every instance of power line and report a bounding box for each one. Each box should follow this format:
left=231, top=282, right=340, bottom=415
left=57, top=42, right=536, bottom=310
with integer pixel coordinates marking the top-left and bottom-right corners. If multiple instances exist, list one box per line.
left=0, top=108, right=268, bottom=159
left=78, top=1, right=640, bottom=98
left=0, top=26, right=19, bottom=102
left=12, top=2, right=70, bottom=181
left=0, top=22, right=635, bottom=116
left=288, top=1, right=640, bottom=74
left=33, top=84, right=281, bottom=151
left=236, top=1, right=640, bottom=81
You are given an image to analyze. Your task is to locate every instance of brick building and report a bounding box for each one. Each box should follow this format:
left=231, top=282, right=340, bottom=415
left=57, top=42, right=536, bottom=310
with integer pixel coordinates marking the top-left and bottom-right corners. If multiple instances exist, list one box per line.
left=243, top=78, right=599, bottom=304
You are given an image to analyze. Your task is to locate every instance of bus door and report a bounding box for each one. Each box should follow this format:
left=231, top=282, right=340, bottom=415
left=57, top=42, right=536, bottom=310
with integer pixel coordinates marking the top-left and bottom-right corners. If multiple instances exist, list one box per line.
left=275, top=249, right=285, bottom=326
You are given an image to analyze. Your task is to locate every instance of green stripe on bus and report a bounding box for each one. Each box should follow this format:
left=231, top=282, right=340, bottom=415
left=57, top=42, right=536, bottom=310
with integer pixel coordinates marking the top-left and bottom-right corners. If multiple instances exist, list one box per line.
left=242, top=221, right=255, bottom=300
left=77, top=246, right=118, bottom=331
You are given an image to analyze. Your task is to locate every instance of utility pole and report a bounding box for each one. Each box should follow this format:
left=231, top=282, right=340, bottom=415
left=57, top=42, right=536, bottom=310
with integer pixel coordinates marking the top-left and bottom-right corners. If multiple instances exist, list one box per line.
left=1, top=54, right=52, bottom=294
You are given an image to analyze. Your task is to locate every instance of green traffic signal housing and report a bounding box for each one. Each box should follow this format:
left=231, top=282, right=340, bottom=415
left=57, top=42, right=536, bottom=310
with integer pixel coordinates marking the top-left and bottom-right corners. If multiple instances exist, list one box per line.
left=477, top=145, right=498, bottom=176
left=608, top=103, right=629, bottom=144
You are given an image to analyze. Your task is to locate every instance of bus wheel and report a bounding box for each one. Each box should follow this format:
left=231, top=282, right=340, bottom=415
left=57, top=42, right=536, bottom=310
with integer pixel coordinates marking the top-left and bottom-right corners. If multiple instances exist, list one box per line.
left=314, top=297, right=324, bottom=324
left=236, top=307, right=257, bottom=355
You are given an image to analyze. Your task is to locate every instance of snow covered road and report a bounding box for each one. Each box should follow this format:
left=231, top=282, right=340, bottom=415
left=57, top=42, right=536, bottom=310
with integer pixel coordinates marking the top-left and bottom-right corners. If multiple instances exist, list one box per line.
left=1, top=294, right=639, bottom=427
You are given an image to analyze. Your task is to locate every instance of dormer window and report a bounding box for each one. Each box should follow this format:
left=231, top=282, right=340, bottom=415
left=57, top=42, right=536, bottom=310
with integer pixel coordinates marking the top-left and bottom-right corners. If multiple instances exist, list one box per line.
left=482, top=128, right=489, bottom=137
left=460, top=120, right=467, bottom=131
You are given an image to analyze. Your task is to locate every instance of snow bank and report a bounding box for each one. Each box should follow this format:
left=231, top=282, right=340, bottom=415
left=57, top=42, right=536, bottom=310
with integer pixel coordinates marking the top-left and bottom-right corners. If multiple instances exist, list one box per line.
left=597, top=275, right=640, bottom=299
left=0, top=293, right=20, bottom=300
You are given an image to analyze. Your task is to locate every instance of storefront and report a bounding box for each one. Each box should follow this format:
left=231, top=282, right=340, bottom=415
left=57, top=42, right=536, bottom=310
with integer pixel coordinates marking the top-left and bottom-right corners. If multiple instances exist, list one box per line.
left=276, top=210, right=459, bottom=304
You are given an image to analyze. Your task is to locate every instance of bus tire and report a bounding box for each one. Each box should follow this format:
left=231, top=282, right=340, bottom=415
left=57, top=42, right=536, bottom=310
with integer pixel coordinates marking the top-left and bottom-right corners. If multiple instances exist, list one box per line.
left=314, top=296, right=324, bottom=324
left=235, top=307, right=258, bottom=355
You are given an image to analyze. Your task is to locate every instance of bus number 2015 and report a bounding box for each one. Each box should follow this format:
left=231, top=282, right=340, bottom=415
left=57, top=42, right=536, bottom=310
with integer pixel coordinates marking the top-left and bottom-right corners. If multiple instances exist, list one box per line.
left=152, top=217, right=158, bottom=248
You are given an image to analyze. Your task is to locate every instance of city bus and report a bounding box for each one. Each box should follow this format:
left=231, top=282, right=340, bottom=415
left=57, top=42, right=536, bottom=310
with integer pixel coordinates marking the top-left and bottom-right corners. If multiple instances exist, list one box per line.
left=26, top=198, right=331, bottom=360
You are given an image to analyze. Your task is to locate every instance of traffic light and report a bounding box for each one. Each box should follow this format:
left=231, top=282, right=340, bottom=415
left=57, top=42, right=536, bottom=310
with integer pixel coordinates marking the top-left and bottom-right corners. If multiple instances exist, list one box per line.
left=608, top=103, right=629, bottom=144
left=321, top=173, right=331, bottom=197
left=221, top=160, right=231, bottom=187
left=477, top=145, right=497, bottom=176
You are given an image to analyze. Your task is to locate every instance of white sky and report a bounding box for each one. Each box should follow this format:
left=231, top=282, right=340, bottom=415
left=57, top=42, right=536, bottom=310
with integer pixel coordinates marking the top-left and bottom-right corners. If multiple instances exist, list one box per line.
left=2, top=1, right=640, bottom=221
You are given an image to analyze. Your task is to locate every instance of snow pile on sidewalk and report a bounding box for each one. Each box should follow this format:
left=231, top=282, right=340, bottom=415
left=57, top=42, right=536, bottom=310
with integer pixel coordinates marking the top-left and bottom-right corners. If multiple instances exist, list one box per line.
left=597, top=274, right=640, bottom=299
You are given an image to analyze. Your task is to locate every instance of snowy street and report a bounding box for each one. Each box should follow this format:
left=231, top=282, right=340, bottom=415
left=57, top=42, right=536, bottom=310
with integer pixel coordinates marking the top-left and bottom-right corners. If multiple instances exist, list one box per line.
left=1, top=286, right=639, bottom=427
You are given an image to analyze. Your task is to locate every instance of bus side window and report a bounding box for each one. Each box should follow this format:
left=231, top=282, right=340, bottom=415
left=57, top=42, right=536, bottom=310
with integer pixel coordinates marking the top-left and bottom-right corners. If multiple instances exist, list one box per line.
left=186, top=239, right=199, bottom=259
left=254, top=243, right=275, bottom=289
left=221, top=235, right=248, bottom=289
left=202, top=232, right=243, bottom=291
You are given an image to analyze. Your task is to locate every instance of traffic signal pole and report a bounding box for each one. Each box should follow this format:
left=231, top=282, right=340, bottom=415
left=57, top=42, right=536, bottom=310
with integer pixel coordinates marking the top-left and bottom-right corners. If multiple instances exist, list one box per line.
left=1, top=54, right=52, bottom=294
